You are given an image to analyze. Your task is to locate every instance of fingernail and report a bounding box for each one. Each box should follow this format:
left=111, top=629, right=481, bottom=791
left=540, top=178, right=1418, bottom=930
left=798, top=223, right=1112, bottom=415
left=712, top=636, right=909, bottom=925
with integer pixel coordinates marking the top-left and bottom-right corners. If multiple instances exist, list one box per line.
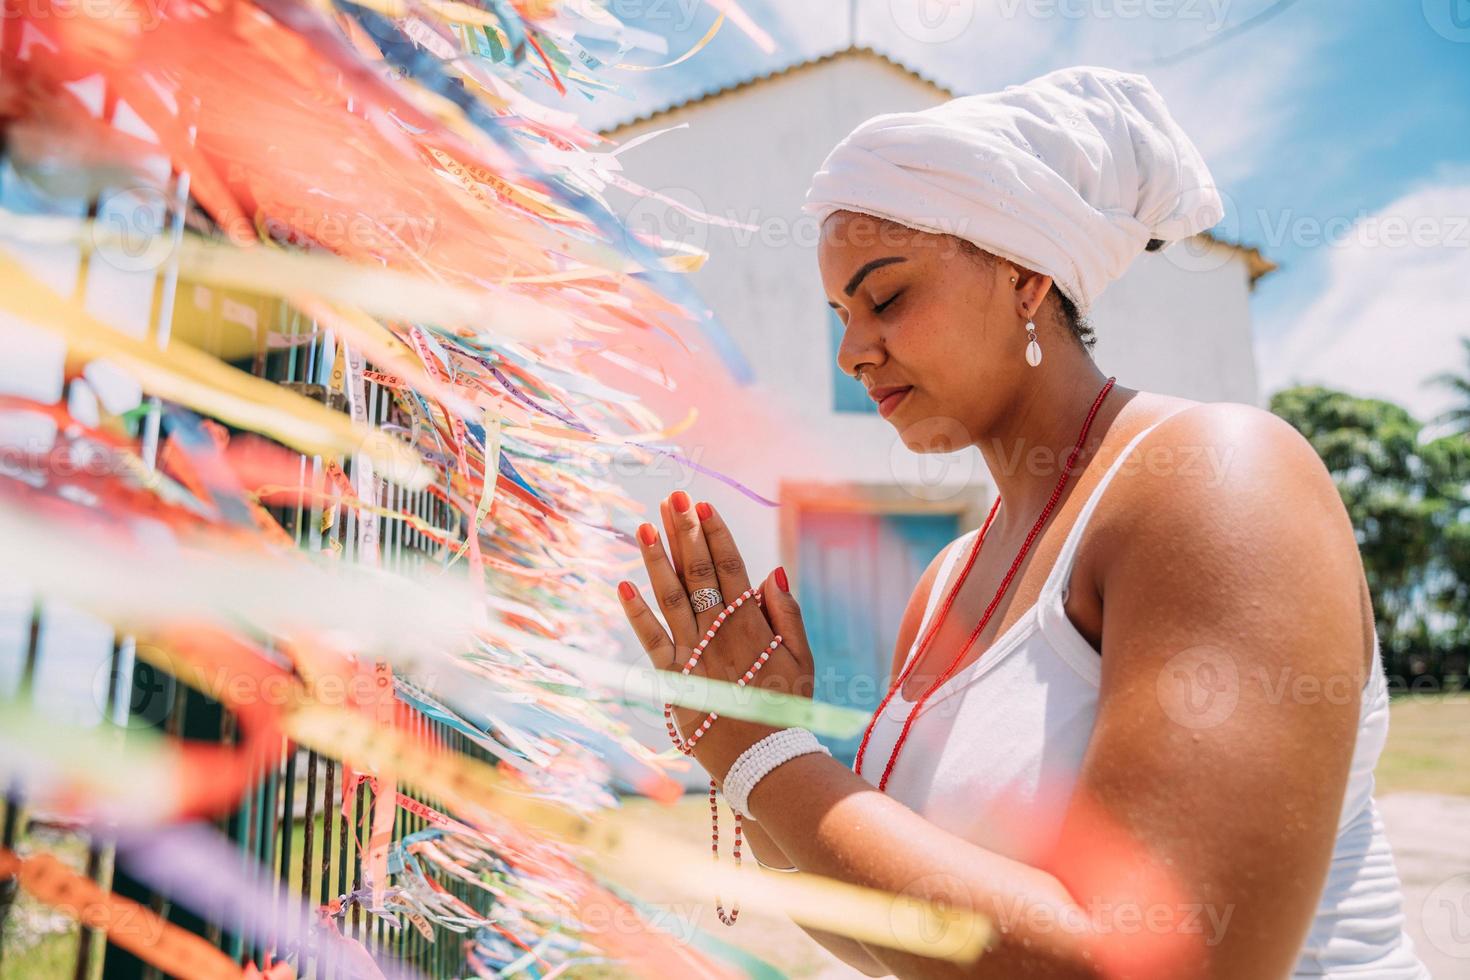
left=696, top=501, right=712, bottom=520
left=637, top=523, right=657, bottom=546
left=671, top=490, right=691, bottom=514
left=618, top=581, right=635, bottom=601
left=775, top=566, right=789, bottom=593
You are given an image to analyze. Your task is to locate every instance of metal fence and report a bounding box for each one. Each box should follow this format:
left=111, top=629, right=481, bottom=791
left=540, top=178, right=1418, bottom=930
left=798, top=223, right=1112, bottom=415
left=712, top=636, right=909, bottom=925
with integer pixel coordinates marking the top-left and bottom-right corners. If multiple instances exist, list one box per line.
left=0, top=141, right=491, bottom=977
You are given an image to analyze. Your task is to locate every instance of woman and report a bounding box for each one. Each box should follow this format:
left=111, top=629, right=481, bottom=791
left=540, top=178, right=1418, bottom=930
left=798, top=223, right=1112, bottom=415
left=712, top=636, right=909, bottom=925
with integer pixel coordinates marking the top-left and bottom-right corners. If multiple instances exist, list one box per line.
left=615, top=66, right=1429, bottom=978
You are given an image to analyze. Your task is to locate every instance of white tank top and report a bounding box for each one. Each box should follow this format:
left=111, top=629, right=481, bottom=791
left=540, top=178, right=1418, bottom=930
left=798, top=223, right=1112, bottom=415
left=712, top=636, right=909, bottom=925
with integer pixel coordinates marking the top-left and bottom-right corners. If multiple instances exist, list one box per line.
left=857, top=409, right=1430, bottom=978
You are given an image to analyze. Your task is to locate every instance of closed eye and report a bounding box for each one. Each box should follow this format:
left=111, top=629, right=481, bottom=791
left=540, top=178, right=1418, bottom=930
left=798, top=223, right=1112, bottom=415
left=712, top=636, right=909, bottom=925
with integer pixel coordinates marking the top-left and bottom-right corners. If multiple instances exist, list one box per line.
left=874, top=290, right=903, bottom=315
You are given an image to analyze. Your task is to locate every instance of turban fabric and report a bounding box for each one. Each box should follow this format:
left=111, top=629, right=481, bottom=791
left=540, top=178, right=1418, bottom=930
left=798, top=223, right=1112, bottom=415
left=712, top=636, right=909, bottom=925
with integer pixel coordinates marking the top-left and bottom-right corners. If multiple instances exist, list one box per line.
left=802, top=65, right=1224, bottom=314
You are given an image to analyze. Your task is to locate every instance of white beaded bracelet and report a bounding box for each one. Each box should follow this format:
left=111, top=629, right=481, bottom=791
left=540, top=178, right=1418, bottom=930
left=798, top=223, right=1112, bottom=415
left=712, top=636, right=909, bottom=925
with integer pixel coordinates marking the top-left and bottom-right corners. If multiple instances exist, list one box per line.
left=723, top=727, right=830, bottom=821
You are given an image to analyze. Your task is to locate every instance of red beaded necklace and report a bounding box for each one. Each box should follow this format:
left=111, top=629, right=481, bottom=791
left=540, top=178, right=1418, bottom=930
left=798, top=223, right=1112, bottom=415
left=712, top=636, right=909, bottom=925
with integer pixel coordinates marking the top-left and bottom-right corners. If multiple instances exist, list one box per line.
left=855, top=377, right=1117, bottom=791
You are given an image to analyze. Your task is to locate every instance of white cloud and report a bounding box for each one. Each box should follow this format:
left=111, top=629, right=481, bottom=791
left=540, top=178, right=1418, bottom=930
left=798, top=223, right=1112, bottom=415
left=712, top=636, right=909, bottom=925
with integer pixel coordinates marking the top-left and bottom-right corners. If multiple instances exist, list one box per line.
left=1259, top=182, right=1470, bottom=423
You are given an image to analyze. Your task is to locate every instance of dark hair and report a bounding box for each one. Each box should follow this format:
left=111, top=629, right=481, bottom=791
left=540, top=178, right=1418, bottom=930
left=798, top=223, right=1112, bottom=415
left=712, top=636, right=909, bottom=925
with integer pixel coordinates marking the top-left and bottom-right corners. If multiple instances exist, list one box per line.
left=956, top=238, right=1097, bottom=355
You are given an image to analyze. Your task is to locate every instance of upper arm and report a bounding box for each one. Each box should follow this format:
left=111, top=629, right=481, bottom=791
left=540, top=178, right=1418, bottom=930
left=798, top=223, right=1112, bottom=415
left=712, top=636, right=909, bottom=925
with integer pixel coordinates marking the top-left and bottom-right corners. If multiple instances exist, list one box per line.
left=886, top=538, right=957, bottom=688
left=1051, top=404, right=1367, bottom=979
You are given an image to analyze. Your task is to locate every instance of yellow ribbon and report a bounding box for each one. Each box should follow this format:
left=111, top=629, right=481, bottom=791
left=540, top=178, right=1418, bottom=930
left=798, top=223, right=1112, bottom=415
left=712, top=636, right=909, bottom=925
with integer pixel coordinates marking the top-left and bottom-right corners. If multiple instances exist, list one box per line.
left=0, top=254, right=431, bottom=489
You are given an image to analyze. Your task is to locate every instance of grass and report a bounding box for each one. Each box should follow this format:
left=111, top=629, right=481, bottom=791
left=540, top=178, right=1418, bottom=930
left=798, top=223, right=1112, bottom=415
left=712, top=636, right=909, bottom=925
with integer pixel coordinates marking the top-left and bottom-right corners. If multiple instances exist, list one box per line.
left=1375, top=690, right=1470, bottom=795
left=0, top=828, right=93, bottom=980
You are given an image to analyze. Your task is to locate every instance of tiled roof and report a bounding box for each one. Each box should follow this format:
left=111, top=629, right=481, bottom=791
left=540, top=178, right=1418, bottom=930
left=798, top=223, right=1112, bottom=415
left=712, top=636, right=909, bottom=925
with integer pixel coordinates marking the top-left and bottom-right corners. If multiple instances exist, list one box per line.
left=1200, top=230, right=1279, bottom=285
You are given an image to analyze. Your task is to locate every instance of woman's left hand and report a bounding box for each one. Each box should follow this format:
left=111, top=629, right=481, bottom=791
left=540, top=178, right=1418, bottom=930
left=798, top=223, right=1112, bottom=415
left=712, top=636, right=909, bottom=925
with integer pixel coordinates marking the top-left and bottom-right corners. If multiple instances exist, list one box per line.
left=616, top=491, right=815, bottom=785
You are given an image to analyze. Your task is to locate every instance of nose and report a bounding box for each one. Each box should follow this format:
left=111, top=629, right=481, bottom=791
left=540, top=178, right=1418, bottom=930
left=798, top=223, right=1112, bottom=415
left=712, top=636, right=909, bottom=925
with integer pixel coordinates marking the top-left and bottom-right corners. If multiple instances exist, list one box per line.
left=835, top=312, right=884, bottom=383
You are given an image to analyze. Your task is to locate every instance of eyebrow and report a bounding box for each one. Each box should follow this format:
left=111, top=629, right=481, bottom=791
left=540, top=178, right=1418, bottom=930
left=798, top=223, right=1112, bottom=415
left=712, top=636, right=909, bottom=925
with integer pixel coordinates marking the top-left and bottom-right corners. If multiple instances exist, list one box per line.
left=843, top=256, right=907, bottom=296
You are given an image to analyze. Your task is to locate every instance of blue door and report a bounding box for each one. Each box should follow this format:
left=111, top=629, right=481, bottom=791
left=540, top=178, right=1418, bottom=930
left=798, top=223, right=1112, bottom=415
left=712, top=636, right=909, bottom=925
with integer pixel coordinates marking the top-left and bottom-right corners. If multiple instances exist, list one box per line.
left=796, top=510, right=960, bottom=766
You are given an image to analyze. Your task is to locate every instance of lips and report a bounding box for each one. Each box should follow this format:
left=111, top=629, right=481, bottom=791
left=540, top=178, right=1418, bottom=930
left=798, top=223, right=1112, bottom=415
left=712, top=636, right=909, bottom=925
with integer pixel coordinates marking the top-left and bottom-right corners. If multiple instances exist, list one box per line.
left=870, top=386, right=913, bottom=419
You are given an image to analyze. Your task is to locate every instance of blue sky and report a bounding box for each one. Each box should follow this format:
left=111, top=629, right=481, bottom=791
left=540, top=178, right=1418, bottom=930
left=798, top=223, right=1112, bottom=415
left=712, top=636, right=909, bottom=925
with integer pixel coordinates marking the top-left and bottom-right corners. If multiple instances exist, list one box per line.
left=566, top=1, right=1470, bottom=424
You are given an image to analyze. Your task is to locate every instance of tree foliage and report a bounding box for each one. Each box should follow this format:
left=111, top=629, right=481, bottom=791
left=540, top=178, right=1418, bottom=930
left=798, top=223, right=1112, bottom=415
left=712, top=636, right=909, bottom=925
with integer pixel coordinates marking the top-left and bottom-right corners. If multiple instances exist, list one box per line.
left=1270, top=385, right=1468, bottom=684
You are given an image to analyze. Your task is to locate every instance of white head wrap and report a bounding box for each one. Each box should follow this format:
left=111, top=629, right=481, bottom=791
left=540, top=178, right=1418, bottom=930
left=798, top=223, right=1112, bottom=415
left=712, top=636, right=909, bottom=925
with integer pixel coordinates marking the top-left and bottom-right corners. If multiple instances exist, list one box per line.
left=802, top=65, right=1223, bottom=314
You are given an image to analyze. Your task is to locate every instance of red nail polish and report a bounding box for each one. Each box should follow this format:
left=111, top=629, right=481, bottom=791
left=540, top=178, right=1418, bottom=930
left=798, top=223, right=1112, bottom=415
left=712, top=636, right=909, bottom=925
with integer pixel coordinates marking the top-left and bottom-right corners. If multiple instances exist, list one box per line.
left=637, top=523, right=657, bottom=546
left=671, top=490, right=691, bottom=514
left=696, top=501, right=712, bottom=520
left=618, top=581, right=635, bottom=601
left=775, top=566, right=789, bottom=593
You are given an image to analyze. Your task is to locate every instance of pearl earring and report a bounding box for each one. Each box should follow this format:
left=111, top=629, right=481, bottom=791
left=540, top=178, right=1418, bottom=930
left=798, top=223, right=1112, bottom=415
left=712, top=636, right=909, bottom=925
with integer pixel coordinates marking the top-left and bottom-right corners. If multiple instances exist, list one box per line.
left=1025, top=317, right=1042, bottom=367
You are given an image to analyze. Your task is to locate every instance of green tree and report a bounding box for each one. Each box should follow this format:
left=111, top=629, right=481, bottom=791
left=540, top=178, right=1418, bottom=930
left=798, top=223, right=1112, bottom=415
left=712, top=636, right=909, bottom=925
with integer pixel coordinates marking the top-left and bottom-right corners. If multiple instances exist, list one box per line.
left=1422, top=432, right=1470, bottom=667
left=1269, top=386, right=1457, bottom=682
left=1428, top=336, right=1470, bottom=437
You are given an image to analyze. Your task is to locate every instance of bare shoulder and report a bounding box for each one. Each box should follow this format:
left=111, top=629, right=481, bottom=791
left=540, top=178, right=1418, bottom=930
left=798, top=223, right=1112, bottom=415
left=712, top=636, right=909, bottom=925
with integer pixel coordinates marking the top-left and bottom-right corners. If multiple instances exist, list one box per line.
left=1091, top=399, right=1368, bottom=677
left=1098, top=400, right=1346, bottom=536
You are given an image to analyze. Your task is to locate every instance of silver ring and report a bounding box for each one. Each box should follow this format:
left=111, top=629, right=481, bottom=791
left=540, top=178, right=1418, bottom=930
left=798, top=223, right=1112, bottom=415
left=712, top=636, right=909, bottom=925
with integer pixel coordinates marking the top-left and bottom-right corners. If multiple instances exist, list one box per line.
left=690, top=588, right=724, bottom=613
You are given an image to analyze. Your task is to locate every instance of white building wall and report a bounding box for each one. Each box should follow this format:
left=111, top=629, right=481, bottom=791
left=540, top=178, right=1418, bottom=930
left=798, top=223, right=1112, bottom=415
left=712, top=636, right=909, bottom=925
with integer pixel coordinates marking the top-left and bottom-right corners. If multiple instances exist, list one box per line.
left=602, top=53, right=1260, bottom=615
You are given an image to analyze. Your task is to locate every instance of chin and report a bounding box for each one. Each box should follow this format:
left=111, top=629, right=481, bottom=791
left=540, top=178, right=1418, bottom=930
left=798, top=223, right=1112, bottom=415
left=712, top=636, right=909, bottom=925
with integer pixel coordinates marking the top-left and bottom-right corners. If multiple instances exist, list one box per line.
left=892, top=407, right=973, bottom=456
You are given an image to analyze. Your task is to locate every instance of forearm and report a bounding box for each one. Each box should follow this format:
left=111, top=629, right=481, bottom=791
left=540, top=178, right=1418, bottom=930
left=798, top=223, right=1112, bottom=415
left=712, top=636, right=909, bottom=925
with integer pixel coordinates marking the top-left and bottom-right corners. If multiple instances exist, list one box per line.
left=742, top=748, right=1105, bottom=980
left=743, top=820, right=890, bottom=976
